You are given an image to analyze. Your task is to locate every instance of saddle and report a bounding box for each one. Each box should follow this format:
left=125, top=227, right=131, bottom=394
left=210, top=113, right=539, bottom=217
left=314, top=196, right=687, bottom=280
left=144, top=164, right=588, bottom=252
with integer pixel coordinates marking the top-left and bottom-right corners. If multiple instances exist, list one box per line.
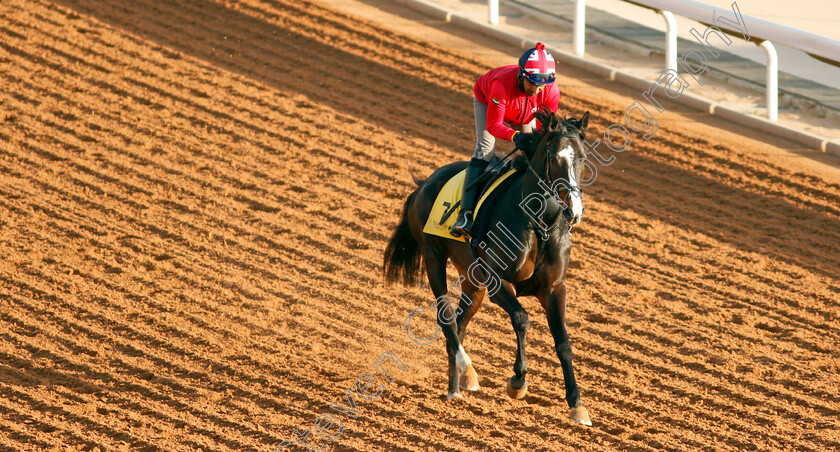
left=423, top=156, right=522, bottom=243
left=478, top=154, right=513, bottom=198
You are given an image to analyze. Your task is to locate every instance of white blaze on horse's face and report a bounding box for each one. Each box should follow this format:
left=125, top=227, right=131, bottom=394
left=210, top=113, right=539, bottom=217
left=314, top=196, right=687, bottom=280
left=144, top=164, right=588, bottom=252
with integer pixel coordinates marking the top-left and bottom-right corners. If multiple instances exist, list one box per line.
left=556, top=145, right=584, bottom=225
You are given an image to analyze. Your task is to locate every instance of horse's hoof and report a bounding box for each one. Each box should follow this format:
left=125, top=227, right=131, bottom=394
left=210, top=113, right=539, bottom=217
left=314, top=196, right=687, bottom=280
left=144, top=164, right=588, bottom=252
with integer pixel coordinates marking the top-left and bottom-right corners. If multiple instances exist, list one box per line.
left=570, top=405, right=592, bottom=426
left=447, top=391, right=462, bottom=400
left=505, top=376, right=527, bottom=400
left=459, top=364, right=479, bottom=391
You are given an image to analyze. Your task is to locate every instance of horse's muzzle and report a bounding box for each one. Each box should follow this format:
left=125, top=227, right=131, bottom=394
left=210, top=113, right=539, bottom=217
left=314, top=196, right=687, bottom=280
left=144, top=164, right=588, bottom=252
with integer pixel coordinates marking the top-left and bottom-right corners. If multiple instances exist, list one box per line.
left=563, top=206, right=583, bottom=226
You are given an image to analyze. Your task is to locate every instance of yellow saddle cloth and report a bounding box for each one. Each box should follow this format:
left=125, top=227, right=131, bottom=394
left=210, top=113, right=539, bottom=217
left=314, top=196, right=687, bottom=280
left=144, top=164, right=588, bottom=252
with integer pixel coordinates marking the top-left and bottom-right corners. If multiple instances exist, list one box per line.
left=423, top=168, right=519, bottom=242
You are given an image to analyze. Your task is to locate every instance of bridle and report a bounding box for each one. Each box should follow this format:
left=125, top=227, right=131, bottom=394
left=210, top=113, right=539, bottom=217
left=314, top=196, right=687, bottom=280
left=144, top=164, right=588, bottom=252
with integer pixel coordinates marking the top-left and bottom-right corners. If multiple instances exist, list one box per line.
left=522, top=129, right=584, bottom=241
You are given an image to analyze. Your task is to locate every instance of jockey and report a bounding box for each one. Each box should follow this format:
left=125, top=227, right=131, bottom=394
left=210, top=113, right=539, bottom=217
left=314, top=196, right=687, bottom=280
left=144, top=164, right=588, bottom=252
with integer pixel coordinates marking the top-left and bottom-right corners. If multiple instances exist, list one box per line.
left=450, top=42, right=561, bottom=239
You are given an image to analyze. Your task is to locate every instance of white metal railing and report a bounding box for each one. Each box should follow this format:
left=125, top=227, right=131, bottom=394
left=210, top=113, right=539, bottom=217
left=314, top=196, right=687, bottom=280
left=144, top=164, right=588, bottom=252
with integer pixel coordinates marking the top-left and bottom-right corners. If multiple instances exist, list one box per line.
left=488, top=0, right=499, bottom=25
left=759, top=40, right=778, bottom=121
left=574, top=0, right=585, bottom=56
left=659, top=10, right=677, bottom=73
left=488, top=0, right=840, bottom=121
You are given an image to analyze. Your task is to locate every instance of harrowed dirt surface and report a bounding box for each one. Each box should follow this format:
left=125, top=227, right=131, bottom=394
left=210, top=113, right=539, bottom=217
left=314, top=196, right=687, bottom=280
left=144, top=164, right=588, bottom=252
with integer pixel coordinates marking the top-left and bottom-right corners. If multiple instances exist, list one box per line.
left=0, top=0, right=839, bottom=450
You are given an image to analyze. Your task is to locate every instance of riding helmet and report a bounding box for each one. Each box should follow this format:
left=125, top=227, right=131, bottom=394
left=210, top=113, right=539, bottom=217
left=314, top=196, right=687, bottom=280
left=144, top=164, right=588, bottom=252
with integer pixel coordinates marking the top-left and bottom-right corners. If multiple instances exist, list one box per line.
left=518, top=42, right=556, bottom=85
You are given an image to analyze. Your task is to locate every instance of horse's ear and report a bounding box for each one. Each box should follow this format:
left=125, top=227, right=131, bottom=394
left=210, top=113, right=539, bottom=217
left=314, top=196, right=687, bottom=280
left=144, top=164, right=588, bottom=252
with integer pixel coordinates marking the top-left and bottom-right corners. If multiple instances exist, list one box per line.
left=535, top=107, right=551, bottom=127
left=580, top=111, right=590, bottom=131
left=550, top=112, right=561, bottom=130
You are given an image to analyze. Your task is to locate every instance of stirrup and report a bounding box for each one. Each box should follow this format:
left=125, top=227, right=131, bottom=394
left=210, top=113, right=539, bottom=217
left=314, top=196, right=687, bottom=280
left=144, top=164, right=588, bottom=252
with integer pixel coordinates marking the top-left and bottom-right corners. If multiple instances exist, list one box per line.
left=450, top=211, right=473, bottom=238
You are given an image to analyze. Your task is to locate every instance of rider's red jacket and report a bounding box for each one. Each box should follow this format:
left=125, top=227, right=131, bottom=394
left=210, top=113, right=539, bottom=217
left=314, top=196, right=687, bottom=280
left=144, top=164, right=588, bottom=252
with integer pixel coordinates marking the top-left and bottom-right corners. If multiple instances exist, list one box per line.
left=474, top=65, right=560, bottom=141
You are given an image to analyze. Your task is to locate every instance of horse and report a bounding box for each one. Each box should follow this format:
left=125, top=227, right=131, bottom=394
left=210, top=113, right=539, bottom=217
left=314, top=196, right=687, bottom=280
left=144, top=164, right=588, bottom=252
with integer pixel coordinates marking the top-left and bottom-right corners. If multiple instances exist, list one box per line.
left=383, top=109, right=593, bottom=426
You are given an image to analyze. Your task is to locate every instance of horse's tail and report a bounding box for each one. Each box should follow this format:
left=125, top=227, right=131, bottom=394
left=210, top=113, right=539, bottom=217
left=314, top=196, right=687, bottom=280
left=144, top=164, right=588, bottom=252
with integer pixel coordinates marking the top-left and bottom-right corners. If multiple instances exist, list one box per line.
left=384, top=174, right=425, bottom=286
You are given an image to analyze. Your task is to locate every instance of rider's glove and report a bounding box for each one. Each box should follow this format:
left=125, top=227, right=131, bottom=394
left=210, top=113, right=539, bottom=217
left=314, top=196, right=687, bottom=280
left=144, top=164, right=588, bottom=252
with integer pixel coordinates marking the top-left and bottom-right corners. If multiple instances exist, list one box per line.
left=513, top=131, right=532, bottom=151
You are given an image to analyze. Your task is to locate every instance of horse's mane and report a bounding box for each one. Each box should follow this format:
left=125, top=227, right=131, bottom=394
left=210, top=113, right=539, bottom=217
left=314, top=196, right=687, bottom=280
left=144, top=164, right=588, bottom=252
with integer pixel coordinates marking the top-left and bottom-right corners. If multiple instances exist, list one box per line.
left=534, top=108, right=586, bottom=141
left=522, top=108, right=588, bottom=161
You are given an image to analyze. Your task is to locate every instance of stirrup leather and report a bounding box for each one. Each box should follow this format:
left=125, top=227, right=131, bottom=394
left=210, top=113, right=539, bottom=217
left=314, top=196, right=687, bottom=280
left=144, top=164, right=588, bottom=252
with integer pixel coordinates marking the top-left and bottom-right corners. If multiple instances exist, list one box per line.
left=449, top=158, right=489, bottom=239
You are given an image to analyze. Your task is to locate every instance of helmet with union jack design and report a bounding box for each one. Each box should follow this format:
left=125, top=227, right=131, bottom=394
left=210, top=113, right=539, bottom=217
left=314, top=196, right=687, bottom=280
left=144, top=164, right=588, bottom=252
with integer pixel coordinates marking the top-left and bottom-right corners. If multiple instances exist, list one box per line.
left=518, top=42, right=556, bottom=85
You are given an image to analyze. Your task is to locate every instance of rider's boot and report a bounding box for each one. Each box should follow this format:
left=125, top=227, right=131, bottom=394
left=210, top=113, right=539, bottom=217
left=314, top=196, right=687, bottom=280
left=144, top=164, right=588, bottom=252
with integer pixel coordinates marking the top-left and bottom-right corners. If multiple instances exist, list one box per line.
left=450, top=158, right=489, bottom=238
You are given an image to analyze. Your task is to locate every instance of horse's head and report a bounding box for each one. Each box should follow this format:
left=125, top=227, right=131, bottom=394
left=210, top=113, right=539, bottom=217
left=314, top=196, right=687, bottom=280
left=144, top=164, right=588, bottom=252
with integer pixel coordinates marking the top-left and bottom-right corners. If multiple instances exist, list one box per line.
left=529, top=109, right=590, bottom=226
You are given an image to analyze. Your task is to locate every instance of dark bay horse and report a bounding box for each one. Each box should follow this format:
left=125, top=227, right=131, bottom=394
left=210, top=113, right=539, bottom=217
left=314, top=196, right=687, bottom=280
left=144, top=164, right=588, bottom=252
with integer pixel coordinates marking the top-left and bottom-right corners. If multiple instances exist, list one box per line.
left=384, top=110, right=592, bottom=426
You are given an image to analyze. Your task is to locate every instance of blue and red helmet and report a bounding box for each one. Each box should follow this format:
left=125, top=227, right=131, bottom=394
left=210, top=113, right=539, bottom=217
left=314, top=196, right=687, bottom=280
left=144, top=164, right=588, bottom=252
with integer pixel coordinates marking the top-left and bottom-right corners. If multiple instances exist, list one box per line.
left=518, top=42, right=556, bottom=85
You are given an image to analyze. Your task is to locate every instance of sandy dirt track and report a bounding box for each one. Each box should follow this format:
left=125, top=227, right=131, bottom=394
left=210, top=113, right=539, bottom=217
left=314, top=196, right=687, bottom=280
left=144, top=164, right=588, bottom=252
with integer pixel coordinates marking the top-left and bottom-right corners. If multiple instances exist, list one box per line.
left=0, top=0, right=839, bottom=450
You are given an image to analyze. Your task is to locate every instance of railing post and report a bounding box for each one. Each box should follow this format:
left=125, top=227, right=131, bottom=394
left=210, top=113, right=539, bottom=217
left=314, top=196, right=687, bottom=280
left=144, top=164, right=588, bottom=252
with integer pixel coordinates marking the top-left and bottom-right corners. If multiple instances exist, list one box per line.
left=574, top=0, right=585, bottom=56
left=659, top=10, right=677, bottom=72
left=488, top=0, right=499, bottom=25
left=759, top=40, right=778, bottom=121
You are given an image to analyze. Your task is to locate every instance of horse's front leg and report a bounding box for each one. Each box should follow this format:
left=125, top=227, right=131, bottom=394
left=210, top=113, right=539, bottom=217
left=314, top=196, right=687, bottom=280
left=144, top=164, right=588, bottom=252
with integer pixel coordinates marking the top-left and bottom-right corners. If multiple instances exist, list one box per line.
left=491, top=281, right=530, bottom=399
left=539, top=281, right=591, bottom=426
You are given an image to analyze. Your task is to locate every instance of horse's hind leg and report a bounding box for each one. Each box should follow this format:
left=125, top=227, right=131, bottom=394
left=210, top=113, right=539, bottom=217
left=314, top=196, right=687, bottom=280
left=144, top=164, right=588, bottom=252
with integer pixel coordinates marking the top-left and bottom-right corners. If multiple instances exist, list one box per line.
left=539, top=282, right=591, bottom=426
left=424, top=252, right=464, bottom=400
left=452, top=270, right=486, bottom=344
left=452, top=273, right=484, bottom=391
